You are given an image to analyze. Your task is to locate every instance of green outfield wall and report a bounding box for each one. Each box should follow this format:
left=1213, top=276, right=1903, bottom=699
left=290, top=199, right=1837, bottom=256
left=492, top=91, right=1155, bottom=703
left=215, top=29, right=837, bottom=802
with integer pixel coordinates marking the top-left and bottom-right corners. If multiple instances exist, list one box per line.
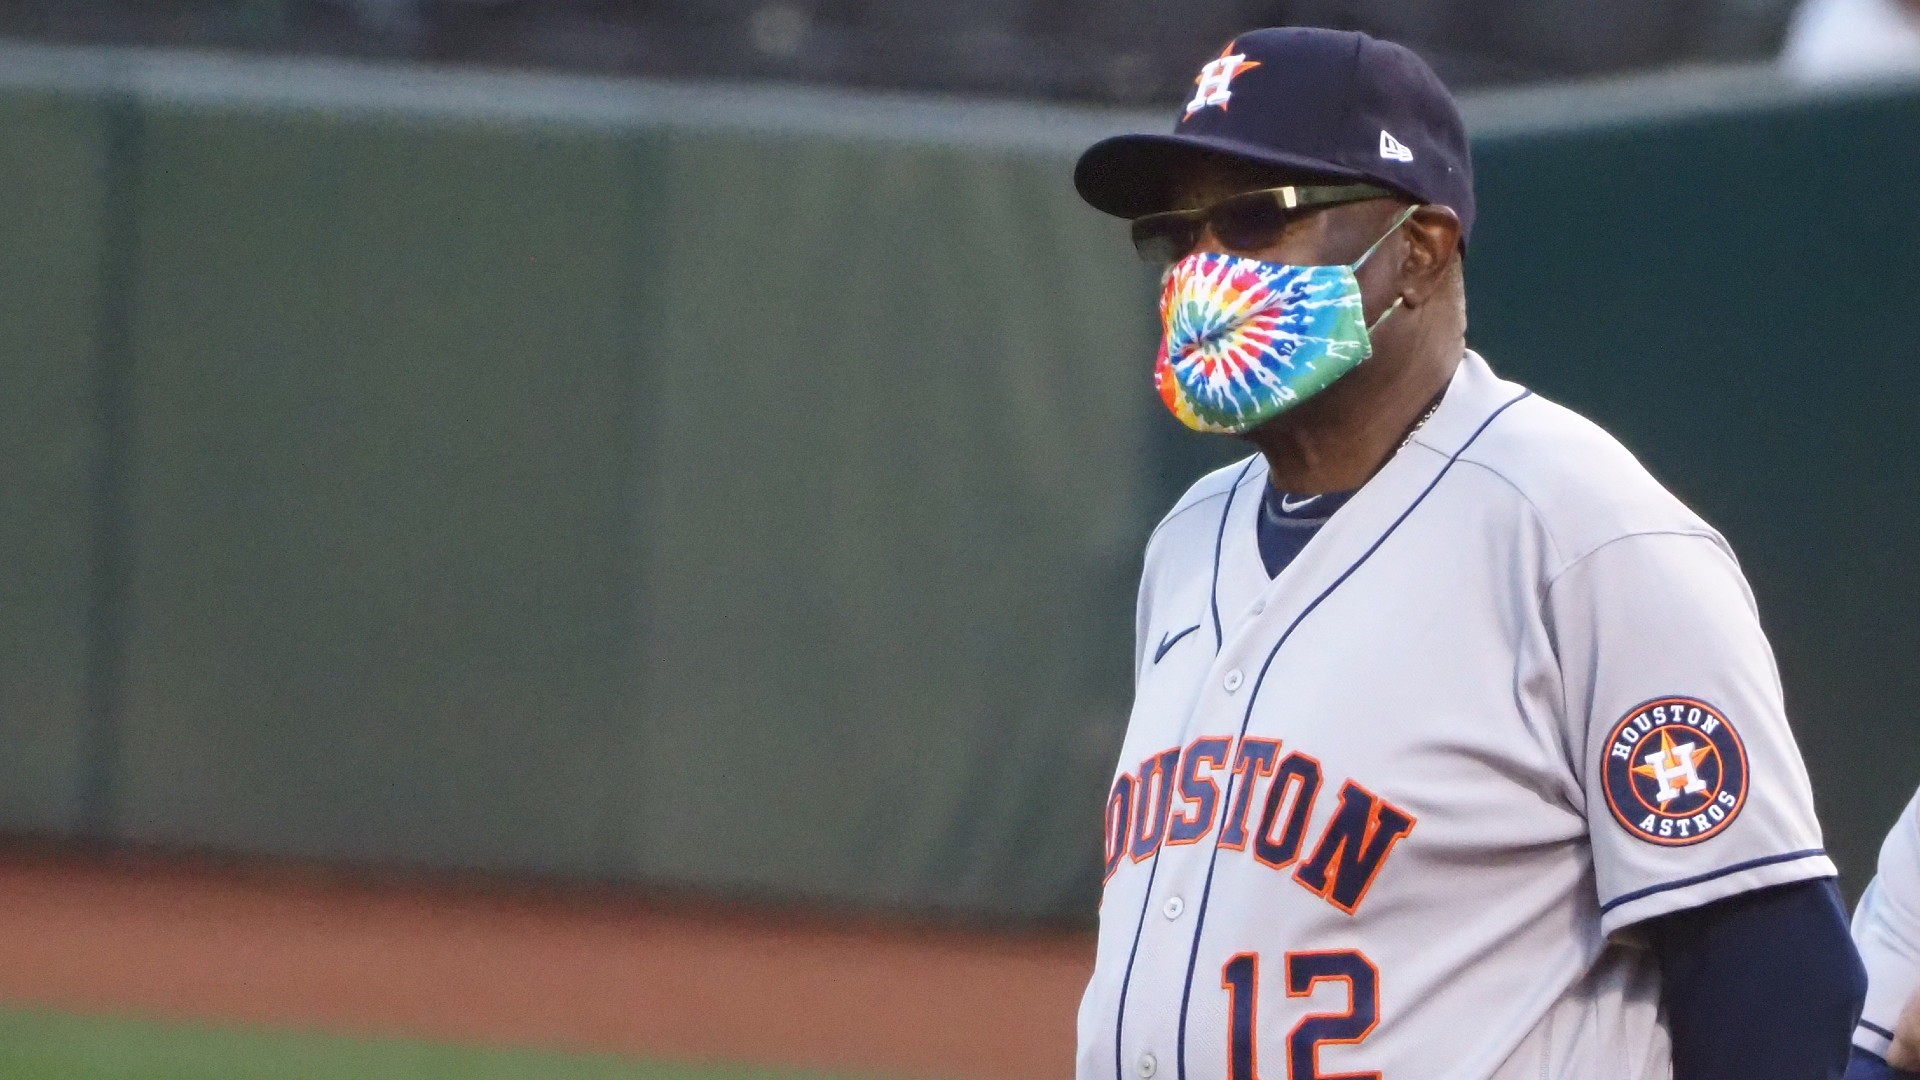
left=0, top=41, right=1914, bottom=921
left=0, top=86, right=110, bottom=835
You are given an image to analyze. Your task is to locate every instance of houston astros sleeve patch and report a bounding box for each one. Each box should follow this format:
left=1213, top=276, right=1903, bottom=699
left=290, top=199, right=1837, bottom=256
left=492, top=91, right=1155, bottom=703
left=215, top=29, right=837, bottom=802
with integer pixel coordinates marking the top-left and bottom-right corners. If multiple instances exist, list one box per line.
left=1603, top=697, right=1749, bottom=846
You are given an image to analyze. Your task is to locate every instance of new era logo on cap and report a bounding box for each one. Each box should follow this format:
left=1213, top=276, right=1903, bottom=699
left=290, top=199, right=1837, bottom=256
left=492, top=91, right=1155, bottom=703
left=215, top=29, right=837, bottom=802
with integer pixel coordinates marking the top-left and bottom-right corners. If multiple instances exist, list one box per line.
left=1379, top=130, right=1414, bottom=162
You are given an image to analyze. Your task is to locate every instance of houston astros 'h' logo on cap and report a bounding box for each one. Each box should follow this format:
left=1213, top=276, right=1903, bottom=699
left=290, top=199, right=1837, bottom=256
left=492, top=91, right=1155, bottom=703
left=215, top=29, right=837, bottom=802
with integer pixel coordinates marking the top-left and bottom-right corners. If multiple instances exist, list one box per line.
left=1185, top=43, right=1262, bottom=118
left=1602, top=697, right=1749, bottom=846
left=1075, top=27, right=1477, bottom=247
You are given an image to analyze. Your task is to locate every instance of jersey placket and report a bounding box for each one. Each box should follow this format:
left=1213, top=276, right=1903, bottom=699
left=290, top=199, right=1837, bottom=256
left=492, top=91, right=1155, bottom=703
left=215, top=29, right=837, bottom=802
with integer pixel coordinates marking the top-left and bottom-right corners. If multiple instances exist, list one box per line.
left=1159, top=391, right=1531, bottom=1080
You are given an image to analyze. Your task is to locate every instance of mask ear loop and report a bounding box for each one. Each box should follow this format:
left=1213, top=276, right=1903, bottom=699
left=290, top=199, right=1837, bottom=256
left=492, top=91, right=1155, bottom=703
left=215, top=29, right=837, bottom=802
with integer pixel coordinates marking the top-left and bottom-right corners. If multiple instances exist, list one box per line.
left=1367, top=296, right=1404, bottom=334
left=1352, top=204, right=1422, bottom=270
left=1354, top=203, right=1422, bottom=335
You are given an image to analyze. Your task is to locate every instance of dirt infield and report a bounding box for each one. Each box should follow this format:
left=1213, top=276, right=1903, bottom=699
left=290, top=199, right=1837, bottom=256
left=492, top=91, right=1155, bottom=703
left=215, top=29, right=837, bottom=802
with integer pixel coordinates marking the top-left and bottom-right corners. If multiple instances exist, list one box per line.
left=0, top=847, right=1094, bottom=1080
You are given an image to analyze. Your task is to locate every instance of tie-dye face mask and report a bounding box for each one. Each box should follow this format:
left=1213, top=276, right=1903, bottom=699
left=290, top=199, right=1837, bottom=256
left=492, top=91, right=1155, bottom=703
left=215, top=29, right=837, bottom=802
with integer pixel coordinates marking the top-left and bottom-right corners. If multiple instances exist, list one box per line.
left=1154, top=206, right=1416, bottom=435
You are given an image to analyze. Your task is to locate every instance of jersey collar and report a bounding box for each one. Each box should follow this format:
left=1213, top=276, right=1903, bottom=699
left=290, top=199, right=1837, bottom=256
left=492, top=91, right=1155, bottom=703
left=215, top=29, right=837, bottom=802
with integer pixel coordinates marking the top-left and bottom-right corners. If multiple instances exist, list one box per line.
left=1210, top=350, right=1526, bottom=648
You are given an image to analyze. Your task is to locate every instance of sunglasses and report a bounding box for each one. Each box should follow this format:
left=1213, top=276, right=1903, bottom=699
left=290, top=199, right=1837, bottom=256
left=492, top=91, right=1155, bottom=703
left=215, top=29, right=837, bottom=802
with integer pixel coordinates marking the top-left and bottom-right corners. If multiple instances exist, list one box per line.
left=1129, top=182, right=1394, bottom=264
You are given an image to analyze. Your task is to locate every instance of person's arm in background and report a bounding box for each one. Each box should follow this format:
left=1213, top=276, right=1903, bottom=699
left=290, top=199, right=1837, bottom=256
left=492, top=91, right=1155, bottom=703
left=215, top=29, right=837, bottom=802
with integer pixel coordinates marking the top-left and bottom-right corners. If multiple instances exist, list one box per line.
left=1846, top=987, right=1920, bottom=1079
left=1648, top=877, right=1865, bottom=1080
left=1851, top=791, right=1920, bottom=1079
left=1896, top=990, right=1920, bottom=1071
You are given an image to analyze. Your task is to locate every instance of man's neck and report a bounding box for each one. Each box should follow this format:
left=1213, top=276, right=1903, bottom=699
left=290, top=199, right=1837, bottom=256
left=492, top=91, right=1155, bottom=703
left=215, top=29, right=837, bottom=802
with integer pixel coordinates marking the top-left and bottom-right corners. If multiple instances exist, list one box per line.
left=1246, top=344, right=1463, bottom=494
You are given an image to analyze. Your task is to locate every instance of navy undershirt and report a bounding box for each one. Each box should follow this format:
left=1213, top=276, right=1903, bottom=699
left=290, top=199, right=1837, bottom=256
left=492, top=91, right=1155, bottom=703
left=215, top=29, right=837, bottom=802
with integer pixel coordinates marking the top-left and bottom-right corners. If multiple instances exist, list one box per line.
left=1256, top=482, right=1356, bottom=578
left=1650, top=878, right=1864, bottom=1079
left=1255, top=482, right=1866, bottom=1075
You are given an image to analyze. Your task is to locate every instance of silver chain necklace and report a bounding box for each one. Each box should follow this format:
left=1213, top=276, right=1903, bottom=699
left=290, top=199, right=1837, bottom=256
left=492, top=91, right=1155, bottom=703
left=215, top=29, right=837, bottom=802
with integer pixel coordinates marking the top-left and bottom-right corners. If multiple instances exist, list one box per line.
left=1398, top=394, right=1445, bottom=450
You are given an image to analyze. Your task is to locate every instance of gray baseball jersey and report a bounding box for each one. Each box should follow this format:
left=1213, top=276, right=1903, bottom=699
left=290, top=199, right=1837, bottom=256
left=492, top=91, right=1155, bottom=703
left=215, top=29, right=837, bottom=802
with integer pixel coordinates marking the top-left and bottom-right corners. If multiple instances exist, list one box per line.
left=1853, top=788, right=1920, bottom=1060
left=1078, top=352, right=1832, bottom=1080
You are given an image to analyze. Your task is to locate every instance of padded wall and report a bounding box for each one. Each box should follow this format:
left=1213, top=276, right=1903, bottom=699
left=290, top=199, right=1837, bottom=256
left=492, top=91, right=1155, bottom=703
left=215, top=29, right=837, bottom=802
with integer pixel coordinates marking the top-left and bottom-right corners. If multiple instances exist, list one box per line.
left=0, top=89, right=109, bottom=834
left=628, top=132, right=1147, bottom=915
left=115, top=107, right=658, bottom=875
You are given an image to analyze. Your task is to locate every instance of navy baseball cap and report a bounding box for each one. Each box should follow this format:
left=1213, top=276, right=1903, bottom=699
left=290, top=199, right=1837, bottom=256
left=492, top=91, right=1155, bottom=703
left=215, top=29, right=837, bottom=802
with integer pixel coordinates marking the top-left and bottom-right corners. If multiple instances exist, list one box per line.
left=1075, top=27, right=1476, bottom=245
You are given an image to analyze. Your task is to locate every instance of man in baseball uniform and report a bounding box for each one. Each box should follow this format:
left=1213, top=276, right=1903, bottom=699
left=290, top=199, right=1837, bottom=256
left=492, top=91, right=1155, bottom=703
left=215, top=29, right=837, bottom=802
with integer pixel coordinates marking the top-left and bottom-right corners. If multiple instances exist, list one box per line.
left=1850, top=789, right=1920, bottom=1078
left=1072, top=27, right=1865, bottom=1080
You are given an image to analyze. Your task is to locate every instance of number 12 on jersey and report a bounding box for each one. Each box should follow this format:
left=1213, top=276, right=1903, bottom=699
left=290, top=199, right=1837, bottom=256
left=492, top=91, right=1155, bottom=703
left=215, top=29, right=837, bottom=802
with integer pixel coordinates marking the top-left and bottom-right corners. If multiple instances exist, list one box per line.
left=1222, top=950, right=1380, bottom=1080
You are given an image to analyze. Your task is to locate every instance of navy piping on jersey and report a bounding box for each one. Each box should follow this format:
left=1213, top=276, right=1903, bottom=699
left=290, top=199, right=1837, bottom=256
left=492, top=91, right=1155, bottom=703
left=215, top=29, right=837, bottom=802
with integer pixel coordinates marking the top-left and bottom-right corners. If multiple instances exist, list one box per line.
left=1159, top=389, right=1532, bottom=1080
left=1597, top=848, right=1829, bottom=916
left=1864, top=1020, right=1898, bottom=1042
left=1111, top=458, right=1257, bottom=1080
left=1208, top=459, right=1261, bottom=653
left=1111, top=802, right=1173, bottom=1080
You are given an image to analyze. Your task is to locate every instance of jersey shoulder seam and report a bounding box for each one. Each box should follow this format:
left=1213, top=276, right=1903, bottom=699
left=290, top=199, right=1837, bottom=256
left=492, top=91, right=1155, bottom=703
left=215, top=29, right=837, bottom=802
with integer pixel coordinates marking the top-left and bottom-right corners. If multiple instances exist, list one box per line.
left=1542, top=528, right=1728, bottom=594
left=1429, top=454, right=1568, bottom=569
left=1439, top=451, right=1725, bottom=584
left=1143, top=460, right=1260, bottom=550
left=1144, top=490, right=1231, bottom=551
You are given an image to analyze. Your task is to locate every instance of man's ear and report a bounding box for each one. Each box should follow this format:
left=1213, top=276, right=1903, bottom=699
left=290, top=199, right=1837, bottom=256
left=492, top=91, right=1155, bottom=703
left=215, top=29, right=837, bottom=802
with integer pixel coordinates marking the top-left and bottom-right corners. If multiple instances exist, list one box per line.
left=1397, top=205, right=1463, bottom=309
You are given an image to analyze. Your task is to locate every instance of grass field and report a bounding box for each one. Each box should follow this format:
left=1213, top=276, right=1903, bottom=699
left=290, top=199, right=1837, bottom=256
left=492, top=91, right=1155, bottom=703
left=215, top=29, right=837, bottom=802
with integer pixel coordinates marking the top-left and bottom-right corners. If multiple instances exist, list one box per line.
left=0, top=1009, right=859, bottom=1080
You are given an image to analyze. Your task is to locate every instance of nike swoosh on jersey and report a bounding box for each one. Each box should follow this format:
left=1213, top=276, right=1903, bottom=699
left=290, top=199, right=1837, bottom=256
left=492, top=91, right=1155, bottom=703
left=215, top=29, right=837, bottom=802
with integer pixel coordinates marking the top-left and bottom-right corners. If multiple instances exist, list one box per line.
left=1279, top=493, right=1322, bottom=513
left=1154, top=624, right=1201, bottom=664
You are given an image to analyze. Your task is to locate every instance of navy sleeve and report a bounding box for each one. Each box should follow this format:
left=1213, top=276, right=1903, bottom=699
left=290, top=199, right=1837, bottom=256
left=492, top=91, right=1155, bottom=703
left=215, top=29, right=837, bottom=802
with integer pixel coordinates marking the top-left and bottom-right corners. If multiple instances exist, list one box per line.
left=1847, top=1047, right=1920, bottom=1080
left=1647, top=877, right=1866, bottom=1080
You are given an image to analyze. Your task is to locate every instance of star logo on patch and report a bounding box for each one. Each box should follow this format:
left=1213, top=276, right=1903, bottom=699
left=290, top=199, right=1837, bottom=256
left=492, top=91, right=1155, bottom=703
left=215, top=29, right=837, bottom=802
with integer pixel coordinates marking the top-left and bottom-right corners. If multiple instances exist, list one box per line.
left=1185, top=44, right=1262, bottom=118
left=1631, top=729, right=1713, bottom=807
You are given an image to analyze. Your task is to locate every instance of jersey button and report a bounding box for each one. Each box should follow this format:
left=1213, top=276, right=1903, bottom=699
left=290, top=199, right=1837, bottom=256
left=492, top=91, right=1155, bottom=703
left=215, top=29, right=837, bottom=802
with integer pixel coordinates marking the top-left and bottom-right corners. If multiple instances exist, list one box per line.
left=1137, top=1052, right=1158, bottom=1079
left=1223, top=669, right=1244, bottom=692
left=1162, top=896, right=1184, bottom=920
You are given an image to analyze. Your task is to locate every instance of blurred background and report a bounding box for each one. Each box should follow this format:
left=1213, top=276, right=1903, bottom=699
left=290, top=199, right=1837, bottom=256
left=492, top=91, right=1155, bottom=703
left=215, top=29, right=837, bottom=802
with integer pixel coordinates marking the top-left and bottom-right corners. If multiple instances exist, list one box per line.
left=0, top=0, right=1895, bottom=99
left=0, top=2, right=1917, bottom=1079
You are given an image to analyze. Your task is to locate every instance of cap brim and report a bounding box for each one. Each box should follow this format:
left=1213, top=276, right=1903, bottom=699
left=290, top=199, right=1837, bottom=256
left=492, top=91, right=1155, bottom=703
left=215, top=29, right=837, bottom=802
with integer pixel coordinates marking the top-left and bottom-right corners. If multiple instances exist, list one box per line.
left=1074, top=133, right=1371, bottom=219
